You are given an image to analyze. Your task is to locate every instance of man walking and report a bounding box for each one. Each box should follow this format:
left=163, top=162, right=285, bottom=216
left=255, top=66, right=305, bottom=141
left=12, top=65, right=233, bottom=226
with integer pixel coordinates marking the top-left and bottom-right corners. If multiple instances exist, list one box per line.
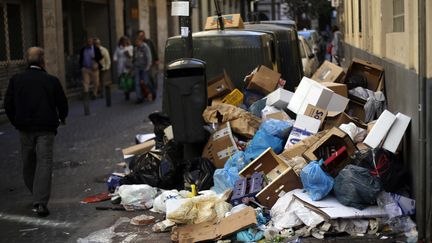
left=4, top=47, right=68, bottom=217
left=137, top=30, right=158, bottom=100
left=133, top=38, right=152, bottom=103
left=79, top=38, right=102, bottom=115
left=94, top=38, right=111, bottom=100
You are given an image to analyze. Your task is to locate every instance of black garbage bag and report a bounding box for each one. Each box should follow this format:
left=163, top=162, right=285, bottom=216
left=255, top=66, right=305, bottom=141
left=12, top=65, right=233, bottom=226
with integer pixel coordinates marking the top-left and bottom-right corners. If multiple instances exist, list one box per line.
left=148, top=112, right=171, bottom=149
left=333, top=164, right=382, bottom=209
left=182, top=158, right=216, bottom=191
left=121, top=140, right=184, bottom=190
left=352, top=148, right=408, bottom=192
left=121, top=151, right=162, bottom=187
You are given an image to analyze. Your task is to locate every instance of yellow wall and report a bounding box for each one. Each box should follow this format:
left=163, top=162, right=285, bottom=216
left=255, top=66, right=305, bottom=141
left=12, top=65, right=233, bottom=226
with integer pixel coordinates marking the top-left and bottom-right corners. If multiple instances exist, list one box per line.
left=427, top=0, right=432, bottom=78
left=343, top=0, right=430, bottom=75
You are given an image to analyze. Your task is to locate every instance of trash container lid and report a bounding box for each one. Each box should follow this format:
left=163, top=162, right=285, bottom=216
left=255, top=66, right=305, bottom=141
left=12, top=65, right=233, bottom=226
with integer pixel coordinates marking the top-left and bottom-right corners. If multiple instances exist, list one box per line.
left=167, top=58, right=206, bottom=70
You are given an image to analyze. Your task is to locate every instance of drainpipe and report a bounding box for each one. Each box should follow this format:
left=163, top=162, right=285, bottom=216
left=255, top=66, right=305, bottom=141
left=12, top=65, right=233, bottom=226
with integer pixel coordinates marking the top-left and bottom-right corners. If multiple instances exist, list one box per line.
left=417, top=0, right=427, bottom=240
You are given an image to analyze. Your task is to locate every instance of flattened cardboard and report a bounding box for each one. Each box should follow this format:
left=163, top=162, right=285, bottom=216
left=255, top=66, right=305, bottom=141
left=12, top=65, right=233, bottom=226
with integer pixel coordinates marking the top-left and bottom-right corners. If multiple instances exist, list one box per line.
left=304, top=104, right=327, bottom=126
left=239, top=148, right=288, bottom=181
left=347, top=99, right=366, bottom=122
left=344, top=58, right=385, bottom=92
left=382, top=112, right=411, bottom=153
left=285, top=114, right=321, bottom=149
left=293, top=189, right=387, bottom=220
left=321, top=82, right=348, bottom=97
left=311, top=60, right=345, bottom=83
left=202, top=122, right=238, bottom=168
left=171, top=206, right=256, bottom=242
left=204, top=14, right=244, bottom=30
left=265, top=88, right=294, bottom=109
left=363, top=110, right=396, bottom=149
left=208, top=70, right=235, bottom=99
left=256, top=169, right=302, bottom=208
left=302, top=127, right=356, bottom=173
left=265, top=111, right=291, bottom=121
left=122, top=140, right=156, bottom=156
left=246, top=65, right=281, bottom=95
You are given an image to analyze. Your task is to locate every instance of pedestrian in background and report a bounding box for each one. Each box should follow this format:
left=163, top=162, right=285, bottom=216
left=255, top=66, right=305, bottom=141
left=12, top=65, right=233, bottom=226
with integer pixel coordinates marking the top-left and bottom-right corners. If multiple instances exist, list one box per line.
left=331, top=25, right=344, bottom=66
left=137, top=30, right=158, bottom=100
left=113, top=36, right=133, bottom=100
left=4, top=47, right=68, bottom=217
left=94, top=38, right=111, bottom=98
left=132, top=38, right=152, bottom=104
left=79, top=38, right=102, bottom=115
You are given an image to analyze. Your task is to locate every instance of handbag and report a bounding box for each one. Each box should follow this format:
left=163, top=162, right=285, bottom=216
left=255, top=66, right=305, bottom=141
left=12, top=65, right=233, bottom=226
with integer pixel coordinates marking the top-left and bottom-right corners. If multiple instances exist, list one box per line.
left=119, top=73, right=134, bottom=92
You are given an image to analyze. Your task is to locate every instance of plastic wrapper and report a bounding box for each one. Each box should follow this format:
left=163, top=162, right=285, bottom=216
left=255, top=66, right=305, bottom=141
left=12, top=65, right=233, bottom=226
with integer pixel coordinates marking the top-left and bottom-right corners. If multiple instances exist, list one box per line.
left=349, top=88, right=386, bottom=123
left=333, top=165, right=382, bottom=209
left=249, top=98, right=267, bottom=118
left=339, top=122, right=367, bottom=143
left=293, top=203, right=325, bottom=227
left=376, top=191, right=403, bottom=219
left=300, top=160, right=334, bottom=201
left=116, top=184, right=158, bottom=210
left=270, top=190, right=303, bottom=229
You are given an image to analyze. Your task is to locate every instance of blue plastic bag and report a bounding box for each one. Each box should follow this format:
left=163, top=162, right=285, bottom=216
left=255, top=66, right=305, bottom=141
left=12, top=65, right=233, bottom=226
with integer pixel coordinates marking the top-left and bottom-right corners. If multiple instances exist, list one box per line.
left=300, top=159, right=334, bottom=201
left=212, top=151, right=245, bottom=194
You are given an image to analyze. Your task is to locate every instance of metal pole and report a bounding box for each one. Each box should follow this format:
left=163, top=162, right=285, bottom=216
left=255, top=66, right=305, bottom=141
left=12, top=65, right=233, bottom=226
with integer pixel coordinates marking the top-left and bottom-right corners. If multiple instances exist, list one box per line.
left=179, top=0, right=193, bottom=58
left=417, top=0, right=428, bottom=240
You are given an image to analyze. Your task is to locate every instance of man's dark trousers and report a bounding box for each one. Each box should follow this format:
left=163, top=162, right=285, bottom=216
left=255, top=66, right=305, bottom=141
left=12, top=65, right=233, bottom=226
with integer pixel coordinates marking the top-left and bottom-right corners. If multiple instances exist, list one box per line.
left=20, top=131, right=55, bottom=206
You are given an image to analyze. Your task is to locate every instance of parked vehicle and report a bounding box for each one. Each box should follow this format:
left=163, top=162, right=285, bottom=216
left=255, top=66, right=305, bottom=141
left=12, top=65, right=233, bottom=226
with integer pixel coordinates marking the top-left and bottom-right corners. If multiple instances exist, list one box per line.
left=298, top=29, right=320, bottom=55
left=298, top=35, right=319, bottom=78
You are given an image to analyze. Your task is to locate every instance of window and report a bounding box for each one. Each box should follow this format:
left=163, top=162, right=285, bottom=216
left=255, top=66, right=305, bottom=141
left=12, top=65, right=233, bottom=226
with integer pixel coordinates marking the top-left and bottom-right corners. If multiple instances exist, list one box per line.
left=393, top=0, right=404, bottom=32
left=0, top=2, right=24, bottom=62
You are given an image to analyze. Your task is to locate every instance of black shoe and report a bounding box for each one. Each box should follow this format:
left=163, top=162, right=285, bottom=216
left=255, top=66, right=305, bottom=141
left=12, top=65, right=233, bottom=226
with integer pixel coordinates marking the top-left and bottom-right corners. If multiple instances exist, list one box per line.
left=35, top=204, right=50, bottom=217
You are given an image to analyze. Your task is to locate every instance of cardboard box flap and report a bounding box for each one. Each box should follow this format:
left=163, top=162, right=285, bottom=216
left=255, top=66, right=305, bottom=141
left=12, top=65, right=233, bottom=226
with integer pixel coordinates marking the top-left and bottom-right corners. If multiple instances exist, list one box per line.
left=239, top=148, right=288, bottom=181
left=311, top=60, right=345, bottom=83
left=202, top=122, right=238, bottom=168
left=122, top=140, right=156, bottom=156
left=246, top=65, right=281, bottom=95
left=208, top=70, right=235, bottom=99
left=171, top=206, right=257, bottom=242
left=204, top=14, right=244, bottom=30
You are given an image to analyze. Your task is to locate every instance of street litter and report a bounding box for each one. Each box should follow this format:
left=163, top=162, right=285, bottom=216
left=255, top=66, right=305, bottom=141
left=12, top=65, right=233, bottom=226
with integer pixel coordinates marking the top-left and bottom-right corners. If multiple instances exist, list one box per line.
left=80, top=192, right=111, bottom=204
left=90, top=60, right=418, bottom=242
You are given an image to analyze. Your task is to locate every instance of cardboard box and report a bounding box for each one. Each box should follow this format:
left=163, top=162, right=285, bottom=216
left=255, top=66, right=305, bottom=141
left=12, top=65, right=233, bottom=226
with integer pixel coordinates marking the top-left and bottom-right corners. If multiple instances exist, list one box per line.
left=204, top=13, right=244, bottom=30
left=239, top=148, right=302, bottom=208
left=321, top=82, right=348, bottom=97
left=280, top=130, right=327, bottom=160
left=202, top=122, right=238, bottom=168
left=363, top=110, right=396, bottom=149
left=285, top=114, right=321, bottom=149
left=207, top=70, right=235, bottom=99
left=311, top=60, right=345, bottom=83
left=303, top=127, right=356, bottom=176
left=304, top=104, right=328, bottom=126
left=171, top=206, right=256, bottom=242
left=344, top=58, right=385, bottom=92
left=256, top=169, right=302, bottom=208
left=265, top=88, right=294, bottom=109
left=382, top=112, right=411, bottom=153
left=324, top=112, right=367, bottom=131
left=239, top=148, right=288, bottom=181
left=288, top=77, right=349, bottom=115
left=122, top=139, right=156, bottom=156
left=346, top=99, right=366, bottom=122
left=245, top=65, right=281, bottom=95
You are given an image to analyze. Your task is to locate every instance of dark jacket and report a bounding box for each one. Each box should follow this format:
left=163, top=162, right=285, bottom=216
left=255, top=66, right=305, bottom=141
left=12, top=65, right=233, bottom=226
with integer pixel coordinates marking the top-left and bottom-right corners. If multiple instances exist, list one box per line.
left=4, top=66, right=69, bottom=133
left=144, top=38, right=158, bottom=63
left=79, top=45, right=103, bottom=69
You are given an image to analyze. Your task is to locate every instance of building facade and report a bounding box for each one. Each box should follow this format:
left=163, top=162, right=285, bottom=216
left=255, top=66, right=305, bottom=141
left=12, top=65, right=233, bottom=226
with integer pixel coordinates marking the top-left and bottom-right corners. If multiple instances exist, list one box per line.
left=341, top=0, right=431, bottom=240
left=0, top=0, right=241, bottom=111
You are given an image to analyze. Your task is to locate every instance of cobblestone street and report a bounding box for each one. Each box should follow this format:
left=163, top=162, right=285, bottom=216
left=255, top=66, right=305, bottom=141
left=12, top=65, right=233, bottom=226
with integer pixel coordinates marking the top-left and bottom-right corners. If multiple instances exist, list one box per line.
left=0, top=83, right=171, bottom=243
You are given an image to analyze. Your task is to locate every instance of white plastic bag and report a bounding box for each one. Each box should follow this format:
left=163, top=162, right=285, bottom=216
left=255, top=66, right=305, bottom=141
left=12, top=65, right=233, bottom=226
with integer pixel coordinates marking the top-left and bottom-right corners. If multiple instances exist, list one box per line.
left=270, top=190, right=303, bottom=229
left=117, top=184, right=158, bottom=210
left=151, top=190, right=180, bottom=213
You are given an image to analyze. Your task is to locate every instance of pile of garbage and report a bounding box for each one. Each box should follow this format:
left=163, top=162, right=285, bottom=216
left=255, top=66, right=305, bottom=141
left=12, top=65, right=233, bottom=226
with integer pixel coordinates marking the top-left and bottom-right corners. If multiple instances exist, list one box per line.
left=81, top=58, right=417, bottom=242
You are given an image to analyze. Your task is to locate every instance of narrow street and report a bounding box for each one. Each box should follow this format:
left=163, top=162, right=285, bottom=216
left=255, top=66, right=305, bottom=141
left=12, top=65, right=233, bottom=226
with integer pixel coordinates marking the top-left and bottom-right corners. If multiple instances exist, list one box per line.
left=0, top=82, right=170, bottom=243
